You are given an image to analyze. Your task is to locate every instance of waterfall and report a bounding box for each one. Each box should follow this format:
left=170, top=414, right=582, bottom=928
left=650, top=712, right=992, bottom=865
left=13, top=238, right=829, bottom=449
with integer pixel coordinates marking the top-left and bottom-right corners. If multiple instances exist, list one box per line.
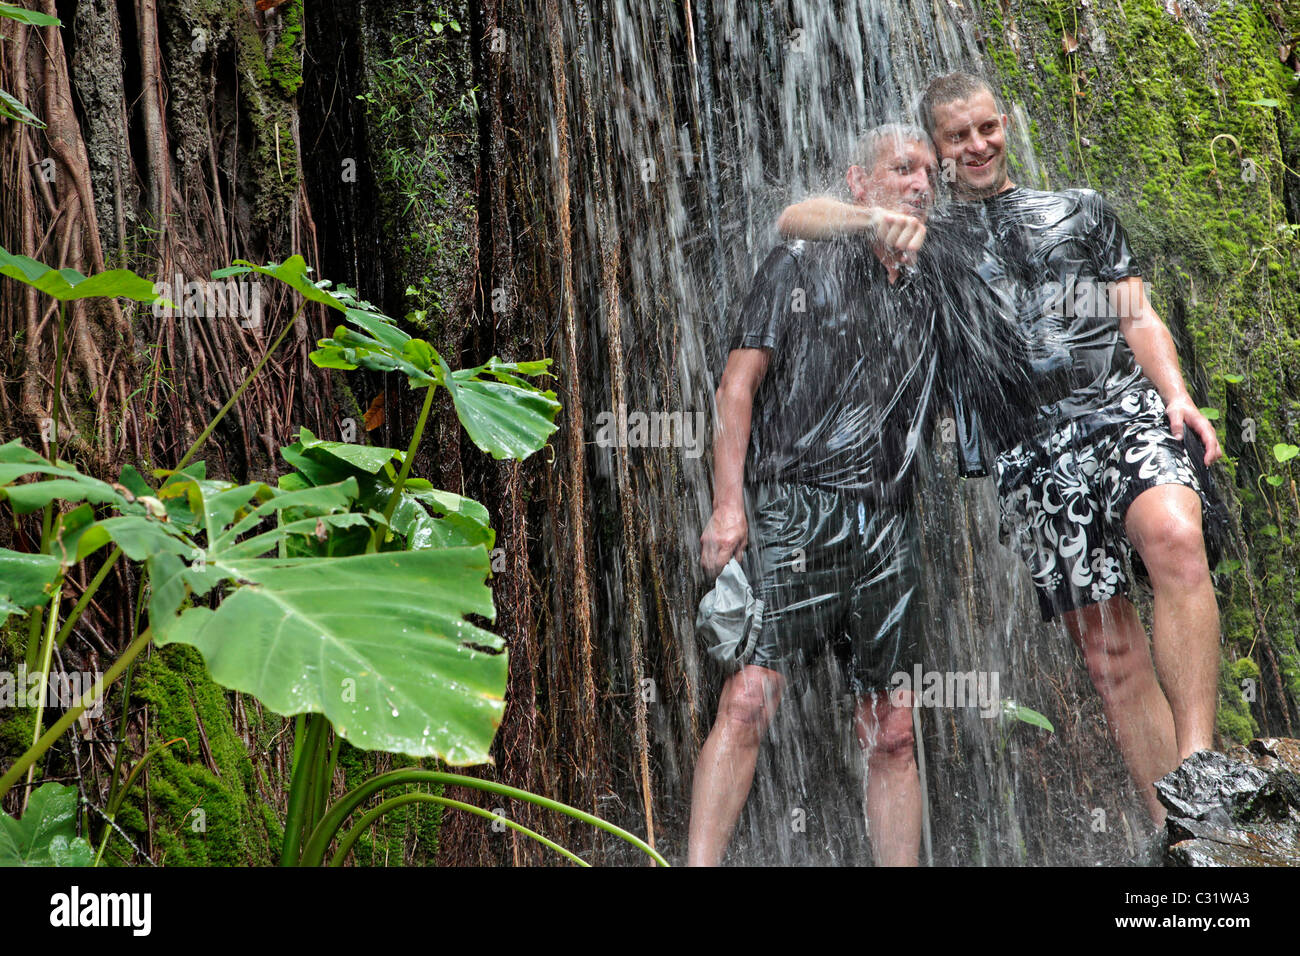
left=519, top=0, right=1156, bottom=865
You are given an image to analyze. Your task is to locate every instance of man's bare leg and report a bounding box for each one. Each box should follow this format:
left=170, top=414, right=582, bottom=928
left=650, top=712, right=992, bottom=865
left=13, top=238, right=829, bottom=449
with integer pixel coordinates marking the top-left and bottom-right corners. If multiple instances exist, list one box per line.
left=687, top=665, right=786, bottom=866
left=1064, top=597, right=1177, bottom=823
left=1125, top=483, right=1219, bottom=759
left=855, top=690, right=921, bottom=866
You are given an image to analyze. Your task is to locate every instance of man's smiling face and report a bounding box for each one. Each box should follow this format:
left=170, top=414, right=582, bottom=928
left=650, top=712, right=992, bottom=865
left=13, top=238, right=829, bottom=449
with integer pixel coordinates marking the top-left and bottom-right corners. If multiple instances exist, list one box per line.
left=930, top=90, right=1013, bottom=199
left=848, top=137, right=937, bottom=222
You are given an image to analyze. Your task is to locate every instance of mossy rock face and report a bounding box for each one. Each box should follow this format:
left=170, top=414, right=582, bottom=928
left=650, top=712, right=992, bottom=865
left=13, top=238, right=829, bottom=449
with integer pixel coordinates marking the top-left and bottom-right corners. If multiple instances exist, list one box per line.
left=105, top=645, right=443, bottom=866
left=111, top=644, right=279, bottom=866
left=355, top=0, right=477, bottom=340
left=972, top=0, right=1300, bottom=741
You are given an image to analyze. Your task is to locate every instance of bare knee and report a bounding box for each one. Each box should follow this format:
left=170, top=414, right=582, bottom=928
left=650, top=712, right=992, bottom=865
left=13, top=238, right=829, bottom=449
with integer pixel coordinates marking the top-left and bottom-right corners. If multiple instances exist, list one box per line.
left=1067, top=601, right=1151, bottom=695
left=714, top=670, right=782, bottom=746
left=857, top=696, right=915, bottom=767
left=1128, top=501, right=1210, bottom=592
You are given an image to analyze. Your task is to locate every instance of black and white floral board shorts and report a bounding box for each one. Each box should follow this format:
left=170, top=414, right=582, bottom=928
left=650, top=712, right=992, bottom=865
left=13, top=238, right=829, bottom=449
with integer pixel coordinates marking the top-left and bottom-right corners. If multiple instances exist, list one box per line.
left=994, top=386, right=1226, bottom=621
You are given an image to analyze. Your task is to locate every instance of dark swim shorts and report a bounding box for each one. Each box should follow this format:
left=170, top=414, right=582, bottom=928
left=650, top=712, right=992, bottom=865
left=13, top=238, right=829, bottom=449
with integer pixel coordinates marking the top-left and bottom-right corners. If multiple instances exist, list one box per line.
left=741, top=481, right=921, bottom=695
left=995, top=386, right=1227, bottom=621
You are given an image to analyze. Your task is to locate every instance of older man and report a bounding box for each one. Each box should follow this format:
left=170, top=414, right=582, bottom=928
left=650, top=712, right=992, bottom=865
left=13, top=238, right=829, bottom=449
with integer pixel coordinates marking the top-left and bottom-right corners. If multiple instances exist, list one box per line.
left=691, top=125, right=1050, bottom=865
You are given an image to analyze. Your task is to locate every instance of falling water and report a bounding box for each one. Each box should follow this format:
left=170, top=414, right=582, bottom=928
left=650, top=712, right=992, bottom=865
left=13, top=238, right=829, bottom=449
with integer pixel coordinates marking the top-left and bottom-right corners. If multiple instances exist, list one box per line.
left=509, top=0, right=1163, bottom=866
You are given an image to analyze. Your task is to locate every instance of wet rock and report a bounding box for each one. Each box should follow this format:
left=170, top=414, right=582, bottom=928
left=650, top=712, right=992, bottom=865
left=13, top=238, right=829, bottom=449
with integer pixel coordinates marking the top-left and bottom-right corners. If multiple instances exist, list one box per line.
left=1156, top=738, right=1300, bottom=866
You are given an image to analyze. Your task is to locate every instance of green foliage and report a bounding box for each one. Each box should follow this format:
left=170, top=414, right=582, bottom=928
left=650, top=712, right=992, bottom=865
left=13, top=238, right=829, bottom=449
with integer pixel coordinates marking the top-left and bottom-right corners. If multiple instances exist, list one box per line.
left=119, top=645, right=278, bottom=866
left=979, top=0, right=1300, bottom=740
left=1002, top=700, right=1055, bottom=733
left=156, top=547, right=506, bottom=764
left=0, top=550, right=60, bottom=624
left=0, top=784, right=94, bottom=866
left=279, top=427, right=494, bottom=554
left=0, top=88, right=44, bottom=128
left=0, top=2, right=60, bottom=26
left=0, top=246, right=164, bottom=303
left=0, top=4, right=60, bottom=128
left=356, top=5, right=476, bottom=329
left=0, top=248, right=619, bottom=865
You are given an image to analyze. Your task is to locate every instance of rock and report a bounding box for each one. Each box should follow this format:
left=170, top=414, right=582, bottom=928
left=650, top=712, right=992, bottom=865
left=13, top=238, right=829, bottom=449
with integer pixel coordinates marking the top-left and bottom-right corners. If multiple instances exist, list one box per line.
left=1156, top=738, right=1300, bottom=866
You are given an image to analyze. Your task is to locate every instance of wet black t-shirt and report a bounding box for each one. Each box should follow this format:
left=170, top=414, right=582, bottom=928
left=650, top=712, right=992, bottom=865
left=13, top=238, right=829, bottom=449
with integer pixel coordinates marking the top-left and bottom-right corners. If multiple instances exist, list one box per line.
left=943, top=186, right=1146, bottom=421
left=729, top=233, right=1046, bottom=502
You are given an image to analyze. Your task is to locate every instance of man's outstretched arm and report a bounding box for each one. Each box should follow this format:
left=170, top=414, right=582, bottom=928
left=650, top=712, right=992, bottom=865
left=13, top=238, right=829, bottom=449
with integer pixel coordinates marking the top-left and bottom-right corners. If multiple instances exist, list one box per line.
left=776, top=196, right=927, bottom=259
left=1114, top=276, right=1222, bottom=465
left=700, top=348, right=770, bottom=578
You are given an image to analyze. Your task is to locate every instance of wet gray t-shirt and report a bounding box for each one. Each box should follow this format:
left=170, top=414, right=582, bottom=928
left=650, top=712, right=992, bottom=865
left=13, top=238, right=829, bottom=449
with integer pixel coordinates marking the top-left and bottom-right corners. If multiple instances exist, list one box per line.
left=730, top=233, right=1047, bottom=502
left=947, top=186, right=1146, bottom=422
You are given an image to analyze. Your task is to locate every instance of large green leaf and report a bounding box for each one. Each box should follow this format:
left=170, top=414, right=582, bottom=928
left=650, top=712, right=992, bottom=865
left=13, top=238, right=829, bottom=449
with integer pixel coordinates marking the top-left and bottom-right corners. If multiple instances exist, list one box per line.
left=212, top=257, right=352, bottom=313
left=0, top=784, right=94, bottom=867
left=0, top=246, right=161, bottom=303
left=154, top=548, right=506, bottom=764
left=142, top=473, right=365, bottom=626
left=0, top=549, right=60, bottom=624
left=0, top=440, right=131, bottom=514
left=279, top=428, right=493, bottom=552
left=0, top=3, right=61, bottom=26
left=441, top=356, right=560, bottom=460
left=310, top=323, right=439, bottom=387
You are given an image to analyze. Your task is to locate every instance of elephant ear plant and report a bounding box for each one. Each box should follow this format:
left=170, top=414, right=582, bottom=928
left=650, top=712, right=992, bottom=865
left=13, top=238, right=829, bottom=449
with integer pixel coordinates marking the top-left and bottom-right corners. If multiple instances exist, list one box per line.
left=0, top=249, right=667, bottom=867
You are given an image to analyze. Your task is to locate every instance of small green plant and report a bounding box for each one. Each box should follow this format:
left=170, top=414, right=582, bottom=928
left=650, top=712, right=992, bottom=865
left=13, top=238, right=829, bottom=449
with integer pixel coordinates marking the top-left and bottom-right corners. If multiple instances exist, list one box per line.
left=1264, top=441, right=1300, bottom=518
left=0, top=251, right=666, bottom=867
left=997, top=698, right=1055, bottom=753
left=0, top=783, right=93, bottom=866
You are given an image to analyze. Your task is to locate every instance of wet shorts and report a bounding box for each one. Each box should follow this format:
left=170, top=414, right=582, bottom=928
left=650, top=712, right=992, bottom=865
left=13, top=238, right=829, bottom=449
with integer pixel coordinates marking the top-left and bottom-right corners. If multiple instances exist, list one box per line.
left=742, top=481, right=921, bottom=695
left=995, top=386, right=1226, bottom=621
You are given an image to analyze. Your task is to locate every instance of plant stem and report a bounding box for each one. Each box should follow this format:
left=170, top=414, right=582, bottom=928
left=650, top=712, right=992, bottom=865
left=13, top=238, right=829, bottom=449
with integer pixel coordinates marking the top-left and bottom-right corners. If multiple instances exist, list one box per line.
left=299, top=769, right=668, bottom=867
left=94, top=737, right=184, bottom=866
left=21, top=581, right=62, bottom=809
left=327, top=793, right=588, bottom=868
left=55, top=547, right=122, bottom=648
left=175, top=300, right=306, bottom=472
left=51, top=302, right=65, bottom=463
left=103, top=571, right=148, bottom=816
left=280, top=713, right=327, bottom=866
left=370, top=382, right=437, bottom=552
left=0, top=627, right=154, bottom=801
left=319, top=731, right=341, bottom=826
left=26, top=304, right=68, bottom=667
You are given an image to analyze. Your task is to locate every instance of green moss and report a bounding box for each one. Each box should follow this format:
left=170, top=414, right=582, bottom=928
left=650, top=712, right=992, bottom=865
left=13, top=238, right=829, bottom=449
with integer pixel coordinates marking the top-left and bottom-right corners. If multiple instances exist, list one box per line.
left=357, top=1, right=476, bottom=336
left=269, top=0, right=304, bottom=96
left=333, top=741, right=444, bottom=866
left=229, top=0, right=301, bottom=234
left=110, top=644, right=277, bottom=866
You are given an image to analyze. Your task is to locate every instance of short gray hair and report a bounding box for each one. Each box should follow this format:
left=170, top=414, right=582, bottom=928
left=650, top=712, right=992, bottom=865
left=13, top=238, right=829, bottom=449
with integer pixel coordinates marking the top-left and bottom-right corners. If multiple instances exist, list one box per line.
left=848, top=123, right=932, bottom=172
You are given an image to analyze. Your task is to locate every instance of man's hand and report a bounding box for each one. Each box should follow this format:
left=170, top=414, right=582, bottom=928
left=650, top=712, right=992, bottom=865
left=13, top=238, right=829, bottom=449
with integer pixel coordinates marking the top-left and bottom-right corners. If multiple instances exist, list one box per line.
left=700, top=504, right=747, bottom=579
left=868, top=208, right=927, bottom=264
left=1164, top=394, right=1222, bottom=466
